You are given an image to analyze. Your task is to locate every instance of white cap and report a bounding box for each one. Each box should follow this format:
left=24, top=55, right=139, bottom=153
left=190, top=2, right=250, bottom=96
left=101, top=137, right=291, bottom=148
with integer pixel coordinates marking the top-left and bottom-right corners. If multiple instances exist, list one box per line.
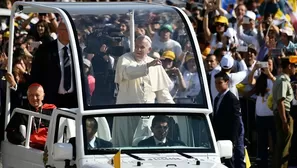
left=220, top=53, right=234, bottom=69
left=223, top=28, right=237, bottom=38
left=245, top=11, right=256, bottom=21
left=280, top=26, right=294, bottom=36
left=223, top=28, right=239, bottom=46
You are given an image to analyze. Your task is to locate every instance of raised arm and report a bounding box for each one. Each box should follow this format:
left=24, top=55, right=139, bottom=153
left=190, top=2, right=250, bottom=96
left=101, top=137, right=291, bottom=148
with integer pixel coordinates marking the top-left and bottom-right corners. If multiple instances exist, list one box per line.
left=203, top=10, right=212, bottom=42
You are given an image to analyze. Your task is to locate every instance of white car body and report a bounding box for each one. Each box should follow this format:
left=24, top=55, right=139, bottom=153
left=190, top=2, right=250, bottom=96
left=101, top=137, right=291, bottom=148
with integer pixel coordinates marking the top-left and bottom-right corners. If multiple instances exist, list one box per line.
left=1, top=2, right=233, bottom=168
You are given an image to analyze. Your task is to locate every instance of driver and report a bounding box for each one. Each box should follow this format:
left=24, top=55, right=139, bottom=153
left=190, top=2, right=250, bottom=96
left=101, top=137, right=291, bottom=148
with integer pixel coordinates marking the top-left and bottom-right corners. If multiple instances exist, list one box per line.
left=138, top=115, right=185, bottom=146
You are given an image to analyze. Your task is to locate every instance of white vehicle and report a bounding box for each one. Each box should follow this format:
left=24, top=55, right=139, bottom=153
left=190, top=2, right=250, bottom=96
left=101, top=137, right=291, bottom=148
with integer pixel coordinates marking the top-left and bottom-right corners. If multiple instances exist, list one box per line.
left=1, top=2, right=233, bottom=168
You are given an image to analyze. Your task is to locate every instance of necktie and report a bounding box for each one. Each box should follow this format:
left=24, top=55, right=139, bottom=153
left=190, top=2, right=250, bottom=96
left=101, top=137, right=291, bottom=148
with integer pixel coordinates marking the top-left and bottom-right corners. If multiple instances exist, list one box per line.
left=158, top=143, right=164, bottom=146
left=63, top=46, right=71, bottom=91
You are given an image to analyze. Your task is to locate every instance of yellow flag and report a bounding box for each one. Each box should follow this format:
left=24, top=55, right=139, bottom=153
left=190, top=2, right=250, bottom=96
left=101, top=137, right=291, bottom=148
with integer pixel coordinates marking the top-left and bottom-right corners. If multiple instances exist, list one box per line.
left=113, top=150, right=121, bottom=168
left=274, top=9, right=284, bottom=20
left=288, top=0, right=297, bottom=12
left=244, top=148, right=251, bottom=168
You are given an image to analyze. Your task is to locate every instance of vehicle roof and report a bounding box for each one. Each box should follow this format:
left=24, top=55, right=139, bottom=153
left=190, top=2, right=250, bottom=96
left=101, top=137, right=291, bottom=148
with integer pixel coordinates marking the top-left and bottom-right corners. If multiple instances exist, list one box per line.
left=18, top=2, right=172, bottom=15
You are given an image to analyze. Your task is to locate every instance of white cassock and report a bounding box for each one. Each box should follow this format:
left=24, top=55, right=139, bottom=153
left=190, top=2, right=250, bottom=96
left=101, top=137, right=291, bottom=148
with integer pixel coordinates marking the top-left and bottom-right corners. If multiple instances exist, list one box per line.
left=112, top=52, right=174, bottom=147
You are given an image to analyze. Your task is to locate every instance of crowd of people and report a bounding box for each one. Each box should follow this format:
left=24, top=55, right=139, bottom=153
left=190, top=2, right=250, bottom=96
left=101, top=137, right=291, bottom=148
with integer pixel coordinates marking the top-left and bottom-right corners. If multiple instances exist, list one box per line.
left=0, top=0, right=297, bottom=168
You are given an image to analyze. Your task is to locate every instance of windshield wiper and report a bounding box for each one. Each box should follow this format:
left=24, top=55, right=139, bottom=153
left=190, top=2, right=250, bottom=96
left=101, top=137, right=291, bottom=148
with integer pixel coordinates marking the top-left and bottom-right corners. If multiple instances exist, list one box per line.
left=90, top=148, right=144, bottom=161
left=177, top=152, right=200, bottom=165
left=123, top=152, right=145, bottom=161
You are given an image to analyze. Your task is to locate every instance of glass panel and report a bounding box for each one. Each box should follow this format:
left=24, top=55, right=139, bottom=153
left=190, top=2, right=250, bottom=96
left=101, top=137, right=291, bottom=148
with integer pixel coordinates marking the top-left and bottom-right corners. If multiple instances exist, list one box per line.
left=82, top=114, right=214, bottom=154
left=67, top=5, right=206, bottom=108
left=55, top=116, right=76, bottom=143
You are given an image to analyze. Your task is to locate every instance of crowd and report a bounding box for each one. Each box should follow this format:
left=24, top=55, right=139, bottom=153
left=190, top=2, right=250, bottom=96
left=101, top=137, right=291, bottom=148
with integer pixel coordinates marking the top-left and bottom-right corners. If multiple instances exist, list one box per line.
left=1, top=0, right=297, bottom=168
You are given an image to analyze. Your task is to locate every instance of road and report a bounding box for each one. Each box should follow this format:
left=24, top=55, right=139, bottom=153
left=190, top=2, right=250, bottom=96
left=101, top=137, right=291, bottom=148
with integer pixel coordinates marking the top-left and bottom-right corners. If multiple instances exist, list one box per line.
left=0, top=151, right=2, bottom=168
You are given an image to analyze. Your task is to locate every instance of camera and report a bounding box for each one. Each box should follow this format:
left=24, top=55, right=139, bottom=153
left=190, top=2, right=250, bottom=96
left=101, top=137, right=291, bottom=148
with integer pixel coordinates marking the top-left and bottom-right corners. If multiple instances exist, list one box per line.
left=85, top=25, right=125, bottom=57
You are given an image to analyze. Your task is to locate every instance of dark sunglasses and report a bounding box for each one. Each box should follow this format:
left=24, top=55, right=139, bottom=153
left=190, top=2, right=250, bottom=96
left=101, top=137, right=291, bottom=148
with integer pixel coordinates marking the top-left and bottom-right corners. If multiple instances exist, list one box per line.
left=215, top=23, right=225, bottom=27
left=155, top=126, right=169, bottom=130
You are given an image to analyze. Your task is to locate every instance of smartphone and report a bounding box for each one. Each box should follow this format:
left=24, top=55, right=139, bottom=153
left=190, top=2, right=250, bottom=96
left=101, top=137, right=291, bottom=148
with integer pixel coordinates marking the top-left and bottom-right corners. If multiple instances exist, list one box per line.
left=243, top=17, right=250, bottom=24
left=30, top=41, right=42, bottom=49
left=236, top=46, right=248, bottom=52
left=257, top=61, right=268, bottom=68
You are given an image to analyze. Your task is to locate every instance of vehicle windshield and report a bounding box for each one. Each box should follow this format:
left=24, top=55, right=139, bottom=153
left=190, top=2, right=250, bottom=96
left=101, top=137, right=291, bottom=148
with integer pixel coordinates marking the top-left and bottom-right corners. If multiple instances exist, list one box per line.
left=67, top=4, right=207, bottom=108
left=82, top=113, right=214, bottom=154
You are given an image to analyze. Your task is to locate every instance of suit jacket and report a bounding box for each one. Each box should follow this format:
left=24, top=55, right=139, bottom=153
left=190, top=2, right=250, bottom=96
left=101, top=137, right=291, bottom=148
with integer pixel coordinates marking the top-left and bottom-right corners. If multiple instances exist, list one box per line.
left=138, top=136, right=185, bottom=147
left=212, top=91, right=242, bottom=144
left=30, top=40, right=78, bottom=107
left=69, top=137, right=112, bottom=160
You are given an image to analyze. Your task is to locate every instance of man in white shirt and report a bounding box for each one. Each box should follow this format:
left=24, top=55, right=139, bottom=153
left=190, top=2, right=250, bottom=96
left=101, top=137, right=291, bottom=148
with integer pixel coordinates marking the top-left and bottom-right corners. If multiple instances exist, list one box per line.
left=218, top=52, right=248, bottom=100
left=206, top=54, right=221, bottom=102
left=151, top=24, right=182, bottom=61
left=112, top=35, right=174, bottom=147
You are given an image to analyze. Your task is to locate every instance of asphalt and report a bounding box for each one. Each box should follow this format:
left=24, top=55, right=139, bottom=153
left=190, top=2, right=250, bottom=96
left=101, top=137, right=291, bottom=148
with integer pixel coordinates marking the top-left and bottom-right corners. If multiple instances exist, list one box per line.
left=0, top=152, right=2, bottom=168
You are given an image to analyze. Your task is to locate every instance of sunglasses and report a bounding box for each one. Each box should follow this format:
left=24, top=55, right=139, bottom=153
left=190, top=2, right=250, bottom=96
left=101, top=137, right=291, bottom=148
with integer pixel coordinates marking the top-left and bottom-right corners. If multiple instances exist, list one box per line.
left=215, top=23, right=225, bottom=27
left=155, top=126, right=169, bottom=130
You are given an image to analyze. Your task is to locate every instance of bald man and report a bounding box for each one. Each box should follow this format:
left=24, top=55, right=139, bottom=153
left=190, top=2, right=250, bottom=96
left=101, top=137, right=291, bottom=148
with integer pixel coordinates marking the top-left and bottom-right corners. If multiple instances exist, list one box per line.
left=113, top=35, right=174, bottom=147
left=6, top=83, right=56, bottom=149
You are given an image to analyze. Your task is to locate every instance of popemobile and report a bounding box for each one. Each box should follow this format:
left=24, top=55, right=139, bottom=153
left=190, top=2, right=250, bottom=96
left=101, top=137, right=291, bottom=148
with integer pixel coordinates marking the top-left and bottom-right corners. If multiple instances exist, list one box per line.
left=1, top=1, right=233, bottom=168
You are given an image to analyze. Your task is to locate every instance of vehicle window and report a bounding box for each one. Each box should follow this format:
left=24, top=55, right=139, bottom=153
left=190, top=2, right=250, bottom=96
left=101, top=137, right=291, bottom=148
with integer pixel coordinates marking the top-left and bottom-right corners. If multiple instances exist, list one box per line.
left=55, top=115, right=76, bottom=143
left=5, top=5, right=207, bottom=111
left=82, top=113, right=214, bottom=154
left=68, top=5, right=206, bottom=108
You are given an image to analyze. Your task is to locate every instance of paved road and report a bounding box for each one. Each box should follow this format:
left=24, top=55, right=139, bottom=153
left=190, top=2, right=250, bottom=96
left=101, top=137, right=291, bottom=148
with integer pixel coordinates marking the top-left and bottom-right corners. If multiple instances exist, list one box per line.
left=0, top=152, right=2, bottom=168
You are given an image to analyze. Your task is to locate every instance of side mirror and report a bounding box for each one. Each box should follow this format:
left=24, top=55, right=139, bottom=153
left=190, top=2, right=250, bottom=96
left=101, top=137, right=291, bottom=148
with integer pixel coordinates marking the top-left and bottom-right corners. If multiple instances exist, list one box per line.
left=53, top=143, right=73, bottom=161
left=217, top=140, right=233, bottom=159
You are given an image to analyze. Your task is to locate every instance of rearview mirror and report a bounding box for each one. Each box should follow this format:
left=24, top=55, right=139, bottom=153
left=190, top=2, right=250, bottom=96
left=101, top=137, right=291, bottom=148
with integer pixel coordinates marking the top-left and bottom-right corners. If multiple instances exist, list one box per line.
left=217, top=140, right=233, bottom=159
left=53, top=143, right=73, bottom=161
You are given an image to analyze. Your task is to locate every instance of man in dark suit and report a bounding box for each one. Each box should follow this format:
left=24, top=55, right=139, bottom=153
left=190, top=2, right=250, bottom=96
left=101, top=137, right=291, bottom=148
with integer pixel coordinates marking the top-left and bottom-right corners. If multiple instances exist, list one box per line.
left=69, top=117, right=112, bottom=159
left=138, top=115, right=185, bottom=147
left=30, top=22, right=77, bottom=108
left=212, top=71, right=245, bottom=168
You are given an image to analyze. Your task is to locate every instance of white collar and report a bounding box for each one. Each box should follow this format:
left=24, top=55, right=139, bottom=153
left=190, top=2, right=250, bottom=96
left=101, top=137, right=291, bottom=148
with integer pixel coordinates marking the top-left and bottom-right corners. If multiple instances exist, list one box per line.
left=89, top=136, right=96, bottom=148
left=154, top=136, right=166, bottom=145
left=57, top=40, right=69, bottom=51
left=219, top=88, right=229, bottom=98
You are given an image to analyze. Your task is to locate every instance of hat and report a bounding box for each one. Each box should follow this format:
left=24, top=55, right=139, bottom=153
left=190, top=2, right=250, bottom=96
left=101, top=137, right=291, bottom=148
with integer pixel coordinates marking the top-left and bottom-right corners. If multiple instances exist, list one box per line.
left=162, top=50, right=175, bottom=60
left=289, top=56, right=297, bottom=64
left=248, top=44, right=257, bottom=54
left=159, top=24, right=173, bottom=33
left=280, top=27, right=294, bottom=36
left=223, top=28, right=237, bottom=39
left=83, top=58, right=91, bottom=68
left=244, top=11, right=256, bottom=21
left=220, top=54, right=234, bottom=69
left=223, top=28, right=239, bottom=46
left=215, top=16, right=229, bottom=25
left=185, top=53, right=194, bottom=62
left=3, top=31, right=9, bottom=38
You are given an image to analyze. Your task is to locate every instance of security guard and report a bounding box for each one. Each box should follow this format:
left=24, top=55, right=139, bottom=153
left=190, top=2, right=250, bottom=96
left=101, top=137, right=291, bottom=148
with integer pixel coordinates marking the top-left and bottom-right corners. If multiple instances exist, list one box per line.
left=272, top=56, right=296, bottom=168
